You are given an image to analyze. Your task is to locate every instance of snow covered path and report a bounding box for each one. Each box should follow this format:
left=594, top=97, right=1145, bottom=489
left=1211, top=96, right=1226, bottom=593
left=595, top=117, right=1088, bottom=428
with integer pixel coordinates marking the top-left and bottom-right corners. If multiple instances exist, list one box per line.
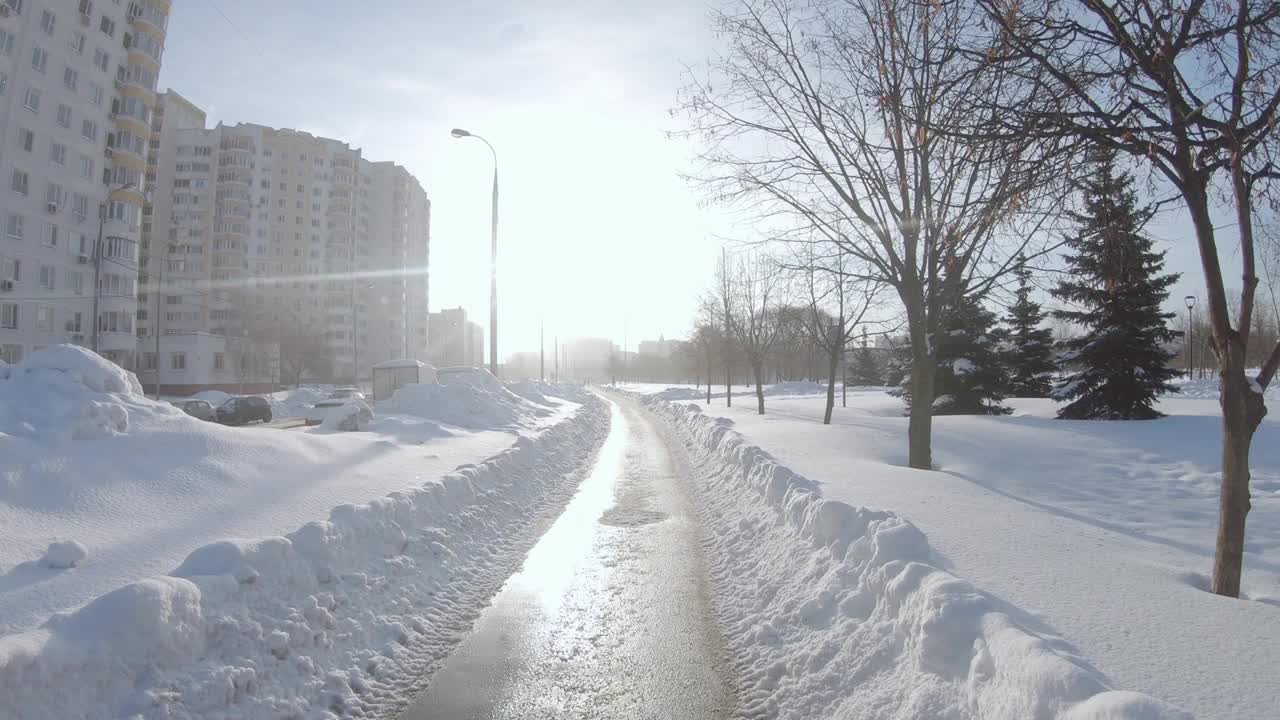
left=639, top=388, right=1279, bottom=719
left=399, top=395, right=736, bottom=719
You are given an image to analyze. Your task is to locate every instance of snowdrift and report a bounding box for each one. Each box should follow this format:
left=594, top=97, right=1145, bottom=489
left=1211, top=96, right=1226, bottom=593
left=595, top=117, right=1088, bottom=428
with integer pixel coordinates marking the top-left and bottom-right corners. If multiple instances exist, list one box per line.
left=629, top=392, right=1191, bottom=720
left=379, top=380, right=553, bottom=429
left=643, top=380, right=831, bottom=403
left=0, top=393, right=609, bottom=719
left=0, top=345, right=184, bottom=442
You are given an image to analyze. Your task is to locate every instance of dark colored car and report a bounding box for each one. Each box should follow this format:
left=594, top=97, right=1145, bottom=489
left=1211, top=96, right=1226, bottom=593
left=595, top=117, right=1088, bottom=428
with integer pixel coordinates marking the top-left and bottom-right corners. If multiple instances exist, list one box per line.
left=175, top=399, right=216, bottom=422
left=215, top=396, right=273, bottom=426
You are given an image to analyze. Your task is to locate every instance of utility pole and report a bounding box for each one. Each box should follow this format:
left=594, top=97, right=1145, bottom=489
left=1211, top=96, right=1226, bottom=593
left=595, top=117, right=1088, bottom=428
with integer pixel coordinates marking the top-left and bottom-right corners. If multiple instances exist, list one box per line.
left=91, top=203, right=106, bottom=353
left=554, top=336, right=559, bottom=382
left=152, top=242, right=166, bottom=399
left=540, top=321, right=544, bottom=381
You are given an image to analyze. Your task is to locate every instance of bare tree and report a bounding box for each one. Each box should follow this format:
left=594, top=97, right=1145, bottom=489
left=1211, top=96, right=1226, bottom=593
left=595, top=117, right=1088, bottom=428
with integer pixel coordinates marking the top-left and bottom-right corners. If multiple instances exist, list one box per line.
left=724, top=252, right=790, bottom=414
left=705, top=249, right=740, bottom=407
left=680, top=0, right=1066, bottom=467
left=792, top=246, right=884, bottom=423
left=973, top=0, right=1280, bottom=596
left=279, top=325, right=328, bottom=389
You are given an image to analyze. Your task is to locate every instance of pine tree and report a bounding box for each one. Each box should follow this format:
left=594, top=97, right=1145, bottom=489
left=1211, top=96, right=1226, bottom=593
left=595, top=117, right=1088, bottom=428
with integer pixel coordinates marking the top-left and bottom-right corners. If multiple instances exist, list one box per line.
left=1051, top=149, right=1181, bottom=420
left=901, top=294, right=1011, bottom=415
left=847, top=334, right=883, bottom=386
left=1003, top=257, right=1056, bottom=397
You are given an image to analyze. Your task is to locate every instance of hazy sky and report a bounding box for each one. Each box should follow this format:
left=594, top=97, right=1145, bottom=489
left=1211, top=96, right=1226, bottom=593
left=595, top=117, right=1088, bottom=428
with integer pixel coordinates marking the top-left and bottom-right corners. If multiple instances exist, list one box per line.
left=161, top=1, right=1242, bottom=360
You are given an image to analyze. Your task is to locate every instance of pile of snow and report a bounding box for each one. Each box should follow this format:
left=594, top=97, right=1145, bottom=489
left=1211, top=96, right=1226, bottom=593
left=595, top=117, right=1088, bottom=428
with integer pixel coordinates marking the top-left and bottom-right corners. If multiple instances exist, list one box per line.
left=42, top=541, right=88, bottom=569
left=270, top=386, right=334, bottom=419
left=189, top=389, right=232, bottom=407
left=0, top=345, right=184, bottom=443
left=317, top=400, right=373, bottom=432
left=0, top=394, right=609, bottom=719
left=379, top=381, right=553, bottom=429
left=638, top=380, right=831, bottom=403
left=630, top=391, right=1188, bottom=720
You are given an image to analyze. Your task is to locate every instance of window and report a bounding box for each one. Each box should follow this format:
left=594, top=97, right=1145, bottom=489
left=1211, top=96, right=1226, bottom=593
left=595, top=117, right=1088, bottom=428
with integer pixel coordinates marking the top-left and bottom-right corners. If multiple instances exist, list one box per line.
left=213, top=353, right=225, bottom=371
left=70, top=270, right=84, bottom=295
left=46, top=182, right=64, bottom=207
left=80, top=154, right=94, bottom=180
left=23, top=87, right=40, bottom=112
left=18, top=128, right=33, bottom=152
left=1, top=257, right=18, bottom=282
left=81, top=120, right=98, bottom=142
left=0, top=72, right=7, bottom=95
left=170, top=352, right=186, bottom=370
left=40, top=9, right=55, bottom=33
left=31, top=47, right=48, bottom=73
left=56, top=104, right=71, bottom=128
left=0, top=344, right=23, bottom=364
left=50, top=142, right=66, bottom=166
left=36, top=306, right=53, bottom=331
left=79, top=0, right=92, bottom=16
left=11, top=170, right=29, bottom=196
left=1, top=305, right=18, bottom=330
left=89, top=83, right=103, bottom=106
left=39, top=264, right=55, bottom=289
left=0, top=29, right=14, bottom=55
left=93, top=49, right=109, bottom=72
left=67, top=311, right=82, bottom=333
left=141, top=352, right=156, bottom=370
left=63, top=67, right=78, bottom=90
left=5, top=214, right=23, bottom=240
left=99, top=16, right=114, bottom=37
left=42, top=223, right=59, bottom=248
left=70, top=30, right=86, bottom=55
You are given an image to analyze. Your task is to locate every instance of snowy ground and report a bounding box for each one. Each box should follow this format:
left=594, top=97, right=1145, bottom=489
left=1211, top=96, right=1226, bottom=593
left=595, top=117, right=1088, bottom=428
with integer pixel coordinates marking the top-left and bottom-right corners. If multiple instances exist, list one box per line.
left=621, top=380, right=1280, bottom=719
left=0, top=347, right=610, bottom=719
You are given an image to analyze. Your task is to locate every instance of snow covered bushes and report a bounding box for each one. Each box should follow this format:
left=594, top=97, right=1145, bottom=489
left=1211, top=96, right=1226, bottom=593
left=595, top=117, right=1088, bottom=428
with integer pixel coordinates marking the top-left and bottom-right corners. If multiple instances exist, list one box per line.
left=633, top=392, right=1188, bottom=720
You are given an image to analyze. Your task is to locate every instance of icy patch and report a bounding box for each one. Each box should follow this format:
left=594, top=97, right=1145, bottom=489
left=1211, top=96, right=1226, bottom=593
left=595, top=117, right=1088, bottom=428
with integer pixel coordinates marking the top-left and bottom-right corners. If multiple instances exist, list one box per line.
left=42, top=541, right=88, bottom=569
left=630, top=391, right=1190, bottom=720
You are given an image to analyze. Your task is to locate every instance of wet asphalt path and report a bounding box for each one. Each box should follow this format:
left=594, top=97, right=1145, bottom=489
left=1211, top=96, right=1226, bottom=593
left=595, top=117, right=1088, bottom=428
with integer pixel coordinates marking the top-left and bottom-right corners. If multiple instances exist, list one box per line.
left=399, top=394, right=736, bottom=720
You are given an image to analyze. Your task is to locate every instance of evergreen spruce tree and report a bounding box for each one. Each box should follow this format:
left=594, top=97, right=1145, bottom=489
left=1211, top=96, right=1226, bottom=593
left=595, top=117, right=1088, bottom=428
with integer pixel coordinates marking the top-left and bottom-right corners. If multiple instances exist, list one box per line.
left=900, top=293, right=1012, bottom=415
left=847, top=334, right=883, bottom=386
left=1051, top=149, right=1181, bottom=420
left=1003, top=257, right=1056, bottom=397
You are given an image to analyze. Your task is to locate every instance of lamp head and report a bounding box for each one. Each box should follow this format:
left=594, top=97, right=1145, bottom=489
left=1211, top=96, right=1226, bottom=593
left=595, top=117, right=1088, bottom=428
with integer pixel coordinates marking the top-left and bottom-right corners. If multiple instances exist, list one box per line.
left=450, top=128, right=471, bottom=138
left=1184, top=295, right=1196, bottom=309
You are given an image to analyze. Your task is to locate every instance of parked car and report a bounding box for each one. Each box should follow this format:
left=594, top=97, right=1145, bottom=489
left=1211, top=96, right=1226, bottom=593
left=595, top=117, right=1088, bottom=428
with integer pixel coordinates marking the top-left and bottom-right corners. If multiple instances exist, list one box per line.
left=174, top=399, right=216, bottom=422
left=215, top=396, right=273, bottom=425
left=305, top=389, right=368, bottom=426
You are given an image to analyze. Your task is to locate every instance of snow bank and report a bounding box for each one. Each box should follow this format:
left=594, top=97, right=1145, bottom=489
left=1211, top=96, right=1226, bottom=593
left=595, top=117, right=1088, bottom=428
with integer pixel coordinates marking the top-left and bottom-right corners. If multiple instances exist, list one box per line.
left=0, top=393, right=609, bottom=720
left=640, top=380, right=831, bottom=402
left=629, top=392, right=1190, bottom=720
left=0, top=345, right=183, bottom=443
left=317, top=400, right=373, bottom=432
left=379, top=381, right=553, bottom=429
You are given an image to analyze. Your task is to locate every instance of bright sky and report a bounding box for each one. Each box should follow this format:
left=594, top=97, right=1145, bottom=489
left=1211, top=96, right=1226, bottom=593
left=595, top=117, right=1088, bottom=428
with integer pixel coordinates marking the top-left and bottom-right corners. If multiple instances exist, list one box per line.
left=160, top=0, right=1243, bottom=361
left=160, top=0, right=730, bottom=360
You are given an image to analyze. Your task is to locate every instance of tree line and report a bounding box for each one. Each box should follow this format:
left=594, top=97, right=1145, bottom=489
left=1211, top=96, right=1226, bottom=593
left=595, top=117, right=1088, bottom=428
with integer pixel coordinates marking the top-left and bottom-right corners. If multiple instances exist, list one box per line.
left=678, top=0, right=1280, bottom=598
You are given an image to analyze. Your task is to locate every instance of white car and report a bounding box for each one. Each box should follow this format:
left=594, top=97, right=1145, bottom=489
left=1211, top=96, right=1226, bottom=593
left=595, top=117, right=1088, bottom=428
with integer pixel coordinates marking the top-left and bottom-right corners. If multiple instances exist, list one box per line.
left=305, top=389, right=367, bottom=426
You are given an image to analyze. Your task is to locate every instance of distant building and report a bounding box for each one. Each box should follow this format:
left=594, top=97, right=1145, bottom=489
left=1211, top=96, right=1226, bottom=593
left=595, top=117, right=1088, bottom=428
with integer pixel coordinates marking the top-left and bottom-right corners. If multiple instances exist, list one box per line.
left=637, top=334, right=679, bottom=359
left=428, top=307, right=482, bottom=367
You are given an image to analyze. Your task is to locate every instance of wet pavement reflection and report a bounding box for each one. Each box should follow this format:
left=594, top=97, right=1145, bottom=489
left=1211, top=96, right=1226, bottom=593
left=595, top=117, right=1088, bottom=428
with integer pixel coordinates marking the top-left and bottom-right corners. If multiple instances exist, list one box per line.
left=399, top=395, right=735, bottom=719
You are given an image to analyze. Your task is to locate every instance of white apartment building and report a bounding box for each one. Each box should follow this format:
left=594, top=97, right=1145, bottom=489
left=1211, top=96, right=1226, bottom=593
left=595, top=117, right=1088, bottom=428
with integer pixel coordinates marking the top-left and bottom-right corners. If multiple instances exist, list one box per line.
left=136, top=91, right=430, bottom=391
left=0, top=0, right=170, bottom=367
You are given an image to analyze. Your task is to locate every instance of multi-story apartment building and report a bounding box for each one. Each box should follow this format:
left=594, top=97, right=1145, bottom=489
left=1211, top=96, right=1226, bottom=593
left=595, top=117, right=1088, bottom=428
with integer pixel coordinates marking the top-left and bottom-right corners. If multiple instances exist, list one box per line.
left=427, top=306, right=483, bottom=368
left=0, top=0, right=170, bottom=367
left=136, top=91, right=430, bottom=391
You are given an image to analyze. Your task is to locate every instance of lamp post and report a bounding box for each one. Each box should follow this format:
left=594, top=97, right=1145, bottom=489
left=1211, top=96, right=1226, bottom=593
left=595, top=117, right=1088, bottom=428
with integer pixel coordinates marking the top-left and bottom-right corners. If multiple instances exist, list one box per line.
left=351, top=281, right=374, bottom=386
left=450, top=128, right=499, bottom=377
left=1184, top=295, right=1196, bottom=380
left=92, top=182, right=137, bottom=354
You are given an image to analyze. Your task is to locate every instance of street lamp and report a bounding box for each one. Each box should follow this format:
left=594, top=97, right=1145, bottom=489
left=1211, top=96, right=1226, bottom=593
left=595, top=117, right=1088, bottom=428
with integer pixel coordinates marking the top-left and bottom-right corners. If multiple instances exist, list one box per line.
left=1184, top=295, right=1196, bottom=380
left=451, top=127, right=499, bottom=377
left=92, top=182, right=137, bottom=354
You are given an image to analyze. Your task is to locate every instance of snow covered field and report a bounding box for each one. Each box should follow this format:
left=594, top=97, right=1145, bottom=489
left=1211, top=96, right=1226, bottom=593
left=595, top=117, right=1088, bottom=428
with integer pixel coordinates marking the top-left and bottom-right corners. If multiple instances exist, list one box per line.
left=0, top=347, right=609, bottom=719
left=623, top=381, right=1280, bottom=719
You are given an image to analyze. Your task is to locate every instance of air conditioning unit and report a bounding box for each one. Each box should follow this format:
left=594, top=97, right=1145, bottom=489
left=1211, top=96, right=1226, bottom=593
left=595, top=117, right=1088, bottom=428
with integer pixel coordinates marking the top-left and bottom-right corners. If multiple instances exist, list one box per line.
left=77, top=254, right=90, bottom=264
left=46, top=202, right=59, bottom=214
left=104, top=146, right=114, bottom=158
left=0, top=280, right=14, bottom=292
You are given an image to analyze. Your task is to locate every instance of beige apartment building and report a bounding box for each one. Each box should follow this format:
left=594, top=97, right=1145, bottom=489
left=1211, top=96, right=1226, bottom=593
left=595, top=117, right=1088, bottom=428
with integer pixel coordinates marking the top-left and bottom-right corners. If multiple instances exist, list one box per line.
left=136, top=91, right=430, bottom=392
left=0, top=0, right=170, bottom=368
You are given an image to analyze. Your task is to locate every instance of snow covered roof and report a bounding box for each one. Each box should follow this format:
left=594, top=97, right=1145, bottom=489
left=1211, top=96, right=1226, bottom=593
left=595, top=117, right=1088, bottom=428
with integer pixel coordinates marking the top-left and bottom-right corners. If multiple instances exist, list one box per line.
left=372, top=358, right=431, bottom=370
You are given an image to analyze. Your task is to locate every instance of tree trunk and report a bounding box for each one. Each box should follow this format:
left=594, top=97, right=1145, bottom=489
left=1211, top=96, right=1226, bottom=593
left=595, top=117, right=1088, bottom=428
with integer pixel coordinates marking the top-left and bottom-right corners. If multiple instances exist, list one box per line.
left=752, top=360, right=766, bottom=415
left=824, top=345, right=838, bottom=424
left=907, top=357, right=935, bottom=469
left=725, top=362, right=732, bottom=408
left=1213, top=351, right=1266, bottom=596
left=706, top=350, right=712, bottom=405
